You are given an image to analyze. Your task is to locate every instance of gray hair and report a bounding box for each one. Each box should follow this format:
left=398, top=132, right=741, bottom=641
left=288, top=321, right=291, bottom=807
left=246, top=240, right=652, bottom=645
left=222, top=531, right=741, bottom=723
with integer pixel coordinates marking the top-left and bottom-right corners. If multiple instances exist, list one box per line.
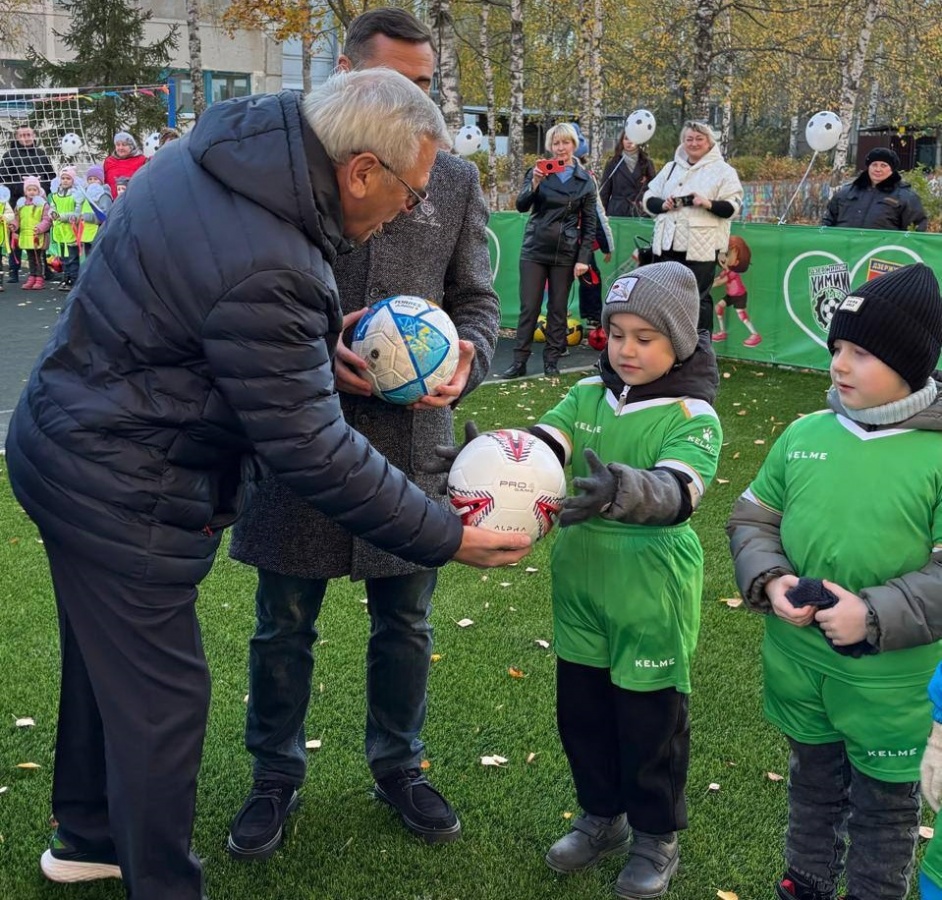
left=544, top=122, right=579, bottom=153
left=681, top=120, right=717, bottom=148
left=302, top=68, right=450, bottom=173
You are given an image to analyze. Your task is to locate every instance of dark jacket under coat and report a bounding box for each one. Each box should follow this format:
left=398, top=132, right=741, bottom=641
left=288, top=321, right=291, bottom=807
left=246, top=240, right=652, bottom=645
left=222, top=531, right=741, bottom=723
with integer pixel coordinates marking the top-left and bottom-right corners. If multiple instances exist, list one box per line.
left=0, top=142, right=56, bottom=204
left=822, top=170, right=928, bottom=232
left=4, top=91, right=464, bottom=585
left=599, top=152, right=656, bottom=217
left=516, top=164, right=597, bottom=267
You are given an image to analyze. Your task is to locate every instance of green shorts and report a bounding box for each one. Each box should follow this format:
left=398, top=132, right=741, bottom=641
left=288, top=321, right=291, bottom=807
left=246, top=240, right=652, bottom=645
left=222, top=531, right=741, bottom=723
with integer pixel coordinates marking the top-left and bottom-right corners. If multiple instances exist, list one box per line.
left=763, top=632, right=933, bottom=782
left=551, top=521, right=703, bottom=693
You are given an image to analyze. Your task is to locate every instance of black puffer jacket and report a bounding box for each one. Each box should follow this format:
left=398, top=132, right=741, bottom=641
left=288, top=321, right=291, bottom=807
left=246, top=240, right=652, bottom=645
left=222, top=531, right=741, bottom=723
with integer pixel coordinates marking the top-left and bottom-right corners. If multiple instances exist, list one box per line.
left=4, top=91, right=464, bottom=585
left=516, top=164, right=597, bottom=266
left=822, top=170, right=928, bottom=231
left=599, top=151, right=656, bottom=218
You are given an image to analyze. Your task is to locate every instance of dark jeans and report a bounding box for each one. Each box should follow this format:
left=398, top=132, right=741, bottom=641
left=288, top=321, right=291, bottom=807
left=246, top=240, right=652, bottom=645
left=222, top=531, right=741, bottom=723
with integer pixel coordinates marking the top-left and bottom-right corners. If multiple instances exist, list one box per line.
left=9, top=245, right=20, bottom=273
left=62, top=243, right=80, bottom=284
left=246, top=568, right=437, bottom=783
left=43, top=536, right=208, bottom=900
left=514, top=258, right=575, bottom=367
left=26, top=247, right=43, bottom=277
left=578, top=254, right=603, bottom=323
left=653, top=249, right=717, bottom=332
left=785, top=739, right=919, bottom=900
left=556, top=658, right=689, bottom=833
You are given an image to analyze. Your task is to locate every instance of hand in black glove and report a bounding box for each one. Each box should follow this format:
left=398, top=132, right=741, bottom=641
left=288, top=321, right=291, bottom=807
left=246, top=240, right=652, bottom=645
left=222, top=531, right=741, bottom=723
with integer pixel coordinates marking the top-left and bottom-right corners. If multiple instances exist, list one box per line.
left=427, top=420, right=480, bottom=476
left=559, top=448, right=617, bottom=527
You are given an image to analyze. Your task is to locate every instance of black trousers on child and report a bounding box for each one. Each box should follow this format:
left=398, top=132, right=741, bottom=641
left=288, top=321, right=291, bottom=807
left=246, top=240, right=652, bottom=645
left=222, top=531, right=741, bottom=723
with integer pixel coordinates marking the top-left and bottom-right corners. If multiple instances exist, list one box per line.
left=43, top=535, right=209, bottom=900
left=784, top=739, right=919, bottom=900
left=26, top=248, right=43, bottom=277
left=556, top=657, right=689, bottom=834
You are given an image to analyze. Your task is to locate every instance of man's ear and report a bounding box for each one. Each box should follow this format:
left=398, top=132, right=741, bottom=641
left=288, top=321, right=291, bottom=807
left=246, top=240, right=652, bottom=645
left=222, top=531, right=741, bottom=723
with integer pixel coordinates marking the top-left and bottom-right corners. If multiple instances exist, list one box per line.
left=336, top=54, right=352, bottom=74
left=338, top=153, right=379, bottom=200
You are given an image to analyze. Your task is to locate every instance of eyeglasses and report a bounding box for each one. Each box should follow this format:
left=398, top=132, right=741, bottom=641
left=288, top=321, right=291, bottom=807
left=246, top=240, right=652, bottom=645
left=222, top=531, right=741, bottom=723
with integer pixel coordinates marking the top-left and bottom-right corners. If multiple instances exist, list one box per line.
left=376, top=158, right=429, bottom=211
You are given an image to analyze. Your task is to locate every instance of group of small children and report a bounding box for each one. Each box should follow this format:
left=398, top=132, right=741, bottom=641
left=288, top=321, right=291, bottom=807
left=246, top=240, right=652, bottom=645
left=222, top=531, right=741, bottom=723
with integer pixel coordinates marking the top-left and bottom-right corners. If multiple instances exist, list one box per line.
left=3, top=130, right=143, bottom=292
left=436, top=259, right=942, bottom=900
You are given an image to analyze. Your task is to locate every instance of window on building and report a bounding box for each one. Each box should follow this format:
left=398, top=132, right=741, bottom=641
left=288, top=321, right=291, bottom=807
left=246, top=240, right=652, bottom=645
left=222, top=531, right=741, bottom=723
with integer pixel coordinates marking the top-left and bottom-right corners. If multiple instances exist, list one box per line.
left=169, top=71, right=251, bottom=118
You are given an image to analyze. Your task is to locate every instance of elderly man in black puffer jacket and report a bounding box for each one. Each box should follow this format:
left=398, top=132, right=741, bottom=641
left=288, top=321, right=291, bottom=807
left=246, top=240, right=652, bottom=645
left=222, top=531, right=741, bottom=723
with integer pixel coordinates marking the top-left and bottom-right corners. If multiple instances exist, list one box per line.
left=4, top=70, right=529, bottom=900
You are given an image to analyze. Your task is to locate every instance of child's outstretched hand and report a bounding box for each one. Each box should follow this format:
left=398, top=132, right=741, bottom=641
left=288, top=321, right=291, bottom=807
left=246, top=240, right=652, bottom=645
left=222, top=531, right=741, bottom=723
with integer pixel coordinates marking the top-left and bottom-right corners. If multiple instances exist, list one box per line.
left=814, top=581, right=868, bottom=646
left=426, top=419, right=480, bottom=476
left=559, top=448, right=616, bottom=527
left=766, top=574, right=815, bottom=626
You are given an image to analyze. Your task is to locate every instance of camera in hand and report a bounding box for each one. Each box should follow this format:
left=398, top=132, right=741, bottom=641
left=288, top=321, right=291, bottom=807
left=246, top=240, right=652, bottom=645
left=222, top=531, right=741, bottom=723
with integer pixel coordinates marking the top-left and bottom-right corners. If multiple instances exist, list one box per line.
left=535, top=157, right=568, bottom=176
left=672, top=194, right=695, bottom=207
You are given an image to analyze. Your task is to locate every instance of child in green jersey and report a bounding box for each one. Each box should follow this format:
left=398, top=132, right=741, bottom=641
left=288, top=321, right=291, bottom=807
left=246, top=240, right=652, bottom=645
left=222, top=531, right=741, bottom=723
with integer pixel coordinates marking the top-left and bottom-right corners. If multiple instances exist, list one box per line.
left=439, top=262, right=722, bottom=897
left=727, top=262, right=942, bottom=900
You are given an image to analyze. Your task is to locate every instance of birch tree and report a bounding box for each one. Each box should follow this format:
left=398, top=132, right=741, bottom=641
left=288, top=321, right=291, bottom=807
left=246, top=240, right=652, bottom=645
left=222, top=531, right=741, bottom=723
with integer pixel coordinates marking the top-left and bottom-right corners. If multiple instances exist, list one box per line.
left=480, top=2, right=500, bottom=208
left=431, top=0, right=464, bottom=132
left=186, top=0, right=206, bottom=119
left=508, top=0, right=525, bottom=191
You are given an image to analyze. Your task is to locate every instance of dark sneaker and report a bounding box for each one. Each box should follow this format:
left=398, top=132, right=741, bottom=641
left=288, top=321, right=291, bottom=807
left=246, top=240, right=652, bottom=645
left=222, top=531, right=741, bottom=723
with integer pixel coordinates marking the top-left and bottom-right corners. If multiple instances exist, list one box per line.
left=7, top=273, right=18, bottom=283
left=227, top=779, right=300, bottom=860
left=497, top=362, right=527, bottom=380
left=544, top=364, right=561, bottom=378
left=545, top=812, right=630, bottom=873
left=40, top=830, right=122, bottom=883
left=374, top=768, right=461, bottom=843
left=776, top=874, right=836, bottom=900
left=615, top=831, right=678, bottom=899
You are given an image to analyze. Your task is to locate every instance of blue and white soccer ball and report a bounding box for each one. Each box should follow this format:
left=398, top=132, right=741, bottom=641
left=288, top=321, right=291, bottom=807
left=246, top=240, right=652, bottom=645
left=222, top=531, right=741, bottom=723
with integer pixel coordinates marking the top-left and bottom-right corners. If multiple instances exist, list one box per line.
left=351, top=295, right=459, bottom=405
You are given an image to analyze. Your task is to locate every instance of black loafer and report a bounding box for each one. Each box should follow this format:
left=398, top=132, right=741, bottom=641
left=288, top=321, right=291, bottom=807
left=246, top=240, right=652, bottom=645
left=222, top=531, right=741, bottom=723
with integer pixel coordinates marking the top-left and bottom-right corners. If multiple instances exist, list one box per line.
left=227, top=779, right=300, bottom=860
left=544, top=364, right=561, bottom=377
left=497, top=363, right=527, bottom=379
left=374, top=768, right=461, bottom=843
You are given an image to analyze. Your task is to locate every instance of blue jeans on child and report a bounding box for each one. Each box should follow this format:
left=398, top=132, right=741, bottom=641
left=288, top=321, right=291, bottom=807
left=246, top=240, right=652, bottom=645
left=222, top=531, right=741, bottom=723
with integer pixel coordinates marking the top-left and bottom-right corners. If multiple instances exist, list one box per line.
left=785, top=739, right=919, bottom=900
left=245, top=567, right=437, bottom=783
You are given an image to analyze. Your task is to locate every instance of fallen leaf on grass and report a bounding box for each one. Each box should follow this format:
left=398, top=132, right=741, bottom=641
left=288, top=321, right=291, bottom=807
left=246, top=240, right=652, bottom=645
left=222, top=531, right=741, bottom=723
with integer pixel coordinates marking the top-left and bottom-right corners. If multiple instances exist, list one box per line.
left=716, top=478, right=730, bottom=485
left=754, top=439, right=766, bottom=445
left=16, top=763, right=40, bottom=770
left=736, top=410, right=748, bottom=417
left=526, top=752, right=537, bottom=764
left=562, top=811, right=573, bottom=819
left=722, top=372, right=731, bottom=379
left=0, top=785, right=7, bottom=794
left=732, top=452, right=740, bottom=459
left=766, top=772, right=784, bottom=782
left=720, top=597, right=743, bottom=608
left=430, top=654, right=442, bottom=663
left=525, top=567, right=539, bottom=573
left=14, top=717, right=35, bottom=728
left=707, top=782, right=721, bottom=792
left=535, top=639, right=550, bottom=649
left=305, top=739, right=322, bottom=751
left=420, top=759, right=431, bottom=771
left=499, top=582, right=512, bottom=587
left=456, top=618, right=474, bottom=628
left=508, top=667, right=526, bottom=679
left=481, top=755, right=508, bottom=767
left=920, top=825, right=934, bottom=840
left=717, top=891, right=739, bottom=900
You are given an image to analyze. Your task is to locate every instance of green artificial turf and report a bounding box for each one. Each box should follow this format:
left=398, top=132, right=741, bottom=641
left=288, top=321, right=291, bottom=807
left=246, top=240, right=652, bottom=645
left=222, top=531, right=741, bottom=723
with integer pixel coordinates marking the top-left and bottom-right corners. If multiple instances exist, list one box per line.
left=0, top=360, right=923, bottom=899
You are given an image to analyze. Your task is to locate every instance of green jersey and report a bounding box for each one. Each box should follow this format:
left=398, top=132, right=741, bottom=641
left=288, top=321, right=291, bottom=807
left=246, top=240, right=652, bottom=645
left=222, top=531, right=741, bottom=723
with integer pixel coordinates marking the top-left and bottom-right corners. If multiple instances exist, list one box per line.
left=749, top=409, right=942, bottom=779
left=540, top=375, right=722, bottom=692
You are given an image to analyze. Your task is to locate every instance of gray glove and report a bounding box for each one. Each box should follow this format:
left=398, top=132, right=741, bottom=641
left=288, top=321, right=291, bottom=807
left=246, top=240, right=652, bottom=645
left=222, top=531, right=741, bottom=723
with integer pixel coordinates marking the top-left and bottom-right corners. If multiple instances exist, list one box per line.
left=427, top=419, right=480, bottom=476
left=559, top=448, right=616, bottom=527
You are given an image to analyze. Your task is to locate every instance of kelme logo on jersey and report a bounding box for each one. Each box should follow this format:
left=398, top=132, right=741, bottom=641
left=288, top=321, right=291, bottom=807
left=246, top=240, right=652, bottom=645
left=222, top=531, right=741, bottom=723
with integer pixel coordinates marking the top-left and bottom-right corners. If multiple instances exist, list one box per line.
left=635, top=657, right=675, bottom=669
left=866, top=746, right=919, bottom=759
left=686, top=426, right=718, bottom=454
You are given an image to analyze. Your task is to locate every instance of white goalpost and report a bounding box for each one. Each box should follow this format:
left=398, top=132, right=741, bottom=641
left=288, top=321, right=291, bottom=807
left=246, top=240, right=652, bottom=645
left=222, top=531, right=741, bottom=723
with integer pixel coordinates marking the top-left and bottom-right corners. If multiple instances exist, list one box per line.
left=0, top=84, right=170, bottom=182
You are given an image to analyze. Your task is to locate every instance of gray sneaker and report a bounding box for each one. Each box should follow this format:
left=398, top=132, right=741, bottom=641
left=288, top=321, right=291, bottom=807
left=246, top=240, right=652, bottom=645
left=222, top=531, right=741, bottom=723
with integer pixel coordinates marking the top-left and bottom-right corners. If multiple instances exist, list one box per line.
left=614, top=831, right=678, bottom=899
left=545, top=812, right=630, bottom=873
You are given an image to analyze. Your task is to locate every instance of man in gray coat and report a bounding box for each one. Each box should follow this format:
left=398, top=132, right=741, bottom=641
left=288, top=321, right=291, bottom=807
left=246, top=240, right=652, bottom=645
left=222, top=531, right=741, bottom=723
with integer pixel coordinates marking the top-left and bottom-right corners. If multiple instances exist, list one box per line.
left=227, top=8, right=500, bottom=857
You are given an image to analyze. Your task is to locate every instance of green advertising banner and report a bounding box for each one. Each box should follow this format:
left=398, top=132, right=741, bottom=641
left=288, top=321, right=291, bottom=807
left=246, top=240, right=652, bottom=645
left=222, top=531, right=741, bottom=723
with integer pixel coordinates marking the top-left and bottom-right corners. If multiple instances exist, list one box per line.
left=487, top=213, right=942, bottom=372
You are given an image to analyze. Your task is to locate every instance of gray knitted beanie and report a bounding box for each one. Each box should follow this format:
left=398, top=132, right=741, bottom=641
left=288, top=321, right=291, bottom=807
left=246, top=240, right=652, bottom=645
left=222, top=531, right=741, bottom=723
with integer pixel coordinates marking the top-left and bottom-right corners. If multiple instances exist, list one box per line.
left=601, top=261, right=700, bottom=361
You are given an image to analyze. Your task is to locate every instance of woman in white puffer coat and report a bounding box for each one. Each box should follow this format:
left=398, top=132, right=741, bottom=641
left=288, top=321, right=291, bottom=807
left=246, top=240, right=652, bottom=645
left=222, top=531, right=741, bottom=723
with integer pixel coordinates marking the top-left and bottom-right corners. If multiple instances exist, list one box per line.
left=643, top=121, right=743, bottom=332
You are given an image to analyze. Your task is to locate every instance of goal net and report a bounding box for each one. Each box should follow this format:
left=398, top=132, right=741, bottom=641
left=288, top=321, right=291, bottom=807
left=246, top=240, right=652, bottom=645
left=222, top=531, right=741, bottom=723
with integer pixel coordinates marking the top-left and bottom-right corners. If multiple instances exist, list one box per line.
left=0, top=84, right=170, bottom=186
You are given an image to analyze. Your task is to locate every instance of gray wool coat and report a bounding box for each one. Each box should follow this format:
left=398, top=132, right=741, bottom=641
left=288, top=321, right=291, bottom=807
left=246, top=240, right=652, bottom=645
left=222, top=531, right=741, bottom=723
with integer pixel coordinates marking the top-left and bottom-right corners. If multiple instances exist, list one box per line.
left=229, top=151, right=500, bottom=581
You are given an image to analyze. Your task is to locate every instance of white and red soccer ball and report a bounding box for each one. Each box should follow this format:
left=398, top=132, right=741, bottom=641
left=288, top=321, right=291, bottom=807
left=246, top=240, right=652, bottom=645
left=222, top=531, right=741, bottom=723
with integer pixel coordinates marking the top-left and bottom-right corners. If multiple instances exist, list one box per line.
left=447, top=430, right=567, bottom=542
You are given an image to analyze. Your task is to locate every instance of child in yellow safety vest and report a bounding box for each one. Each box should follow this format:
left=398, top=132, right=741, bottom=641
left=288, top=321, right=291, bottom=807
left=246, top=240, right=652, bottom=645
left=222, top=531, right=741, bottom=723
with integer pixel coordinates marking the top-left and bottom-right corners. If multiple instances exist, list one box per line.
left=12, top=176, right=51, bottom=291
left=49, top=165, right=82, bottom=292
left=80, top=164, right=112, bottom=258
left=0, top=188, right=14, bottom=293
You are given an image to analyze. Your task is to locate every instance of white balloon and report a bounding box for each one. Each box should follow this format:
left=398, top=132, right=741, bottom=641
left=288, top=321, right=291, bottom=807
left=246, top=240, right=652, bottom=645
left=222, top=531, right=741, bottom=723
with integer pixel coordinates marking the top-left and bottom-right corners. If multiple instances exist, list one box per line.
left=454, top=124, right=483, bottom=157
left=60, top=132, right=83, bottom=157
left=805, top=111, right=842, bottom=153
left=624, top=109, right=656, bottom=145
left=142, top=132, right=161, bottom=159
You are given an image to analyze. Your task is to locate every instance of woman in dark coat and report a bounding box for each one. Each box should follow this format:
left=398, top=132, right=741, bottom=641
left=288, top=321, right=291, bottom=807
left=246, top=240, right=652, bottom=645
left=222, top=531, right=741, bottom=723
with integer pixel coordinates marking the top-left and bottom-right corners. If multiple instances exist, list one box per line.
left=822, top=147, right=927, bottom=232
left=500, top=122, right=597, bottom=379
left=599, top=134, right=656, bottom=217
